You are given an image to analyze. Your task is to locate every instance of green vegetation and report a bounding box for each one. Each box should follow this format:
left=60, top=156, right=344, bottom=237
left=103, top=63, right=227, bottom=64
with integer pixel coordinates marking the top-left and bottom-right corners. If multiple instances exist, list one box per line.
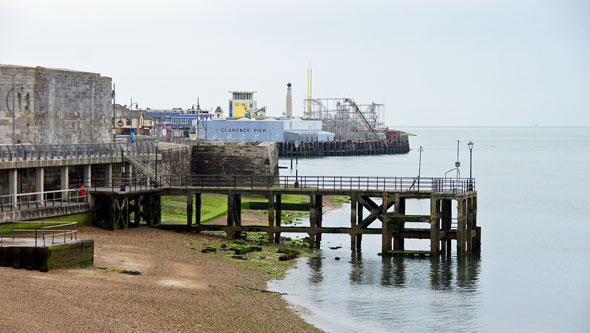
left=161, top=194, right=315, bottom=223
left=31, top=213, right=93, bottom=226
left=96, top=266, right=141, bottom=275
left=191, top=232, right=316, bottom=279
left=161, top=194, right=228, bottom=222
left=332, top=195, right=350, bottom=203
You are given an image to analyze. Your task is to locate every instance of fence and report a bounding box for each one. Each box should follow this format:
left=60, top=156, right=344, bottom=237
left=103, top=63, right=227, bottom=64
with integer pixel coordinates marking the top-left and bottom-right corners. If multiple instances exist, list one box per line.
left=0, top=141, right=156, bottom=161
left=148, top=175, right=475, bottom=193
left=0, top=188, right=88, bottom=213
left=0, top=221, right=78, bottom=247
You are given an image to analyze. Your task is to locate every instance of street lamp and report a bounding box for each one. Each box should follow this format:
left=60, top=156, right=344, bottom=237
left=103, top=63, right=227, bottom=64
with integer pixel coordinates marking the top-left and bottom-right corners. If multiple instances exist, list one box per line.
left=467, top=141, right=474, bottom=190
left=417, top=145, right=423, bottom=190
left=294, top=140, right=300, bottom=188
left=4, top=77, right=25, bottom=145
left=154, top=140, right=159, bottom=188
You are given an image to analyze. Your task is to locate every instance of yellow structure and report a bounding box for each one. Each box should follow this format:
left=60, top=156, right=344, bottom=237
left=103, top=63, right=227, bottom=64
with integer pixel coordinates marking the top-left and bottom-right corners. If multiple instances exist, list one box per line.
left=228, top=91, right=257, bottom=118
left=307, top=61, right=312, bottom=119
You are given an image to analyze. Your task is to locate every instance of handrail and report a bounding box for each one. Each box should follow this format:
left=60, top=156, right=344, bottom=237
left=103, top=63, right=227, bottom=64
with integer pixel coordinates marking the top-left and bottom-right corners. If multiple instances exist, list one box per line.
left=0, top=221, right=78, bottom=247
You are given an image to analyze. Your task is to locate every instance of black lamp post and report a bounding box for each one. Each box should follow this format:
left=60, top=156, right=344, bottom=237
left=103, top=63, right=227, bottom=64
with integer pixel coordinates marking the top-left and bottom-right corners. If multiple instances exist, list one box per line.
left=120, top=147, right=126, bottom=191
left=294, top=140, right=300, bottom=188
left=418, top=145, right=423, bottom=190
left=154, top=140, right=159, bottom=188
left=467, top=141, right=474, bottom=190
left=5, top=77, right=25, bottom=145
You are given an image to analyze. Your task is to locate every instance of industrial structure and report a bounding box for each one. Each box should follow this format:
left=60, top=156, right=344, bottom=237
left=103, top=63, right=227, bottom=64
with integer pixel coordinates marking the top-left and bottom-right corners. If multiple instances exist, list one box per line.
left=303, top=97, right=387, bottom=140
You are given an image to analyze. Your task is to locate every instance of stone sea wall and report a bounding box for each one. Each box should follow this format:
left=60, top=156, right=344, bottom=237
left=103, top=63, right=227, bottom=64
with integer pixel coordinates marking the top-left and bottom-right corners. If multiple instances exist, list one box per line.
left=0, top=65, right=112, bottom=145
left=191, top=141, right=278, bottom=177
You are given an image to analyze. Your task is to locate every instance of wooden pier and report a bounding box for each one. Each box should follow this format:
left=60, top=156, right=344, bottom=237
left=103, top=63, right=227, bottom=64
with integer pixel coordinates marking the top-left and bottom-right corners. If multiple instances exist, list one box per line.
left=278, top=138, right=409, bottom=157
left=90, top=175, right=479, bottom=256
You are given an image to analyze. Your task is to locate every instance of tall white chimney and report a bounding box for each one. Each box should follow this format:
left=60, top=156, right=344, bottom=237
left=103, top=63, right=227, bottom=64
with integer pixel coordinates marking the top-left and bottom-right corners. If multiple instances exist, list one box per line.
left=286, top=82, right=293, bottom=118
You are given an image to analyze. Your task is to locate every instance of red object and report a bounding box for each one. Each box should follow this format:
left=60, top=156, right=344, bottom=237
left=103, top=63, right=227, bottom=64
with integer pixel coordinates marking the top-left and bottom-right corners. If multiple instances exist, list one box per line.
left=117, top=120, right=124, bottom=127
left=80, top=186, right=85, bottom=196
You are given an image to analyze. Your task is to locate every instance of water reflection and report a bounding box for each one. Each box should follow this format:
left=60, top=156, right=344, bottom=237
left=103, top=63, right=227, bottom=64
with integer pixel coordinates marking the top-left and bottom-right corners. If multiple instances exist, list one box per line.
left=349, top=251, right=364, bottom=284
left=306, top=252, right=481, bottom=291
left=307, top=256, right=323, bottom=284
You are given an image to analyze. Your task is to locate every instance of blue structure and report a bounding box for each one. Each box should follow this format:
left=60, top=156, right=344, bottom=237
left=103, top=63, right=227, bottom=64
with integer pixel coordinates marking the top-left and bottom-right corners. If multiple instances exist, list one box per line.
left=199, top=119, right=335, bottom=142
left=147, top=109, right=212, bottom=129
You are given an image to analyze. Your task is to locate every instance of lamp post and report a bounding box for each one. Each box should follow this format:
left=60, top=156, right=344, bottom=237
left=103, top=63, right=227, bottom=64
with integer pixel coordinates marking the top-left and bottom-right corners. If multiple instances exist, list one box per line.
left=120, top=146, right=126, bottom=191
left=112, top=85, right=116, bottom=143
left=467, top=141, right=474, bottom=190
left=154, top=140, right=159, bottom=188
left=418, top=145, right=423, bottom=190
left=5, top=77, right=25, bottom=145
left=294, top=140, right=300, bottom=188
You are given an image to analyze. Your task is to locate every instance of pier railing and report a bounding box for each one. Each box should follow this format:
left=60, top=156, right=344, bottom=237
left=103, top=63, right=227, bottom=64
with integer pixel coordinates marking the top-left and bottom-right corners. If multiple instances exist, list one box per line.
left=160, top=175, right=475, bottom=193
left=0, top=141, right=156, bottom=161
left=0, top=221, right=78, bottom=247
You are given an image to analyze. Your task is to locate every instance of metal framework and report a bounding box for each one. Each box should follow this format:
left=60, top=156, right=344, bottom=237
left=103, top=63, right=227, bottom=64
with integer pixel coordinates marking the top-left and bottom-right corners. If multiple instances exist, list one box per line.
left=303, top=97, right=385, bottom=140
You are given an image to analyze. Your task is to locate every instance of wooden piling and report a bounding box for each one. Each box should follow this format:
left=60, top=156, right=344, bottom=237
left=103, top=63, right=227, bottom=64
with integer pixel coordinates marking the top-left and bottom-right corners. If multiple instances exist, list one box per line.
left=430, top=197, right=441, bottom=256
left=274, top=194, right=281, bottom=244
left=195, top=193, right=201, bottom=226
left=268, top=193, right=275, bottom=243
left=186, top=192, right=193, bottom=229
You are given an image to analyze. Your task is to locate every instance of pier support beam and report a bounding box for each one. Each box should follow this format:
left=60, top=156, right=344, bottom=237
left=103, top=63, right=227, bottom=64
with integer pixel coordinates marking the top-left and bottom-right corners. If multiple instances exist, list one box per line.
left=105, top=164, right=112, bottom=187
left=274, top=194, right=282, bottom=244
left=457, top=199, right=467, bottom=256
left=60, top=166, right=69, bottom=202
left=393, top=196, right=405, bottom=251
left=8, top=169, right=18, bottom=208
left=350, top=194, right=358, bottom=251
left=268, top=193, right=275, bottom=244
left=309, top=195, right=323, bottom=248
left=35, top=167, right=44, bottom=203
left=227, top=192, right=242, bottom=240
left=472, top=196, right=480, bottom=252
left=187, top=192, right=193, bottom=229
left=441, top=199, right=452, bottom=256
left=195, top=193, right=201, bottom=227
left=83, top=165, right=91, bottom=189
left=430, top=197, right=441, bottom=256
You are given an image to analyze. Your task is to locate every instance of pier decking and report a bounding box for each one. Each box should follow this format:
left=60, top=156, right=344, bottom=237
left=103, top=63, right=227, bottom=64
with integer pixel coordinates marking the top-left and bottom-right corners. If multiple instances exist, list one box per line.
left=90, top=175, right=479, bottom=256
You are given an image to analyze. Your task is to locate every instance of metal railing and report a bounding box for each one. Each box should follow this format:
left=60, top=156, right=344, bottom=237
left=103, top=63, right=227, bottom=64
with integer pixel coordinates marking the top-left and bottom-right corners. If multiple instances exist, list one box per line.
left=0, top=141, right=156, bottom=161
left=0, top=221, right=78, bottom=247
left=0, top=188, right=88, bottom=213
left=155, top=175, right=475, bottom=193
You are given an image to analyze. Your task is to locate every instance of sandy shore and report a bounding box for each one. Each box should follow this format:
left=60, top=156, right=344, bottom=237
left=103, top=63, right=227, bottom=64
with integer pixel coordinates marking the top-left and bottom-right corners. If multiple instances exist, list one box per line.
left=0, top=227, right=321, bottom=332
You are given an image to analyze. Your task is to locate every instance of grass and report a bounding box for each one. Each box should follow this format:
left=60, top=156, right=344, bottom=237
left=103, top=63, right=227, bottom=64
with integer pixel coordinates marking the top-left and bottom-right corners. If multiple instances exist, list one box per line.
left=161, top=194, right=228, bottom=222
left=161, top=194, right=313, bottom=223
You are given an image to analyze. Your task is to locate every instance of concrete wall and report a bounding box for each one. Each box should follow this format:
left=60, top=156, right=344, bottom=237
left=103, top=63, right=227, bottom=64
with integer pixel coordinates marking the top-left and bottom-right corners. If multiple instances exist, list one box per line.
left=0, top=65, right=112, bottom=144
left=191, top=141, right=278, bottom=177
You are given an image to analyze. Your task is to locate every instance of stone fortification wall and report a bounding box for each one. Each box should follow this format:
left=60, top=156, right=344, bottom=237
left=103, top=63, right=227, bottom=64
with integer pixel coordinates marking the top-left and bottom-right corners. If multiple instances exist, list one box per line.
left=159, top=144, right=191, bottom=176
left=0, top=65, right=111, bottom=145
left=191, top=142, right=278, bottom=177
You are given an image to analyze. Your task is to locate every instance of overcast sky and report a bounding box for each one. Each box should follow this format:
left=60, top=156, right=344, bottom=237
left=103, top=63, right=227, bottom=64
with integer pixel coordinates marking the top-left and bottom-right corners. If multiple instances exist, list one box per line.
left=1, top=0, right=588, bottom=127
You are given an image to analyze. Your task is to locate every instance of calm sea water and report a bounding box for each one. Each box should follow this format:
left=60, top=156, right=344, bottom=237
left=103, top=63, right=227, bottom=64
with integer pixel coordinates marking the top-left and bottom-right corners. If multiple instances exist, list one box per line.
left=269, top=127, right=590, bottom=332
